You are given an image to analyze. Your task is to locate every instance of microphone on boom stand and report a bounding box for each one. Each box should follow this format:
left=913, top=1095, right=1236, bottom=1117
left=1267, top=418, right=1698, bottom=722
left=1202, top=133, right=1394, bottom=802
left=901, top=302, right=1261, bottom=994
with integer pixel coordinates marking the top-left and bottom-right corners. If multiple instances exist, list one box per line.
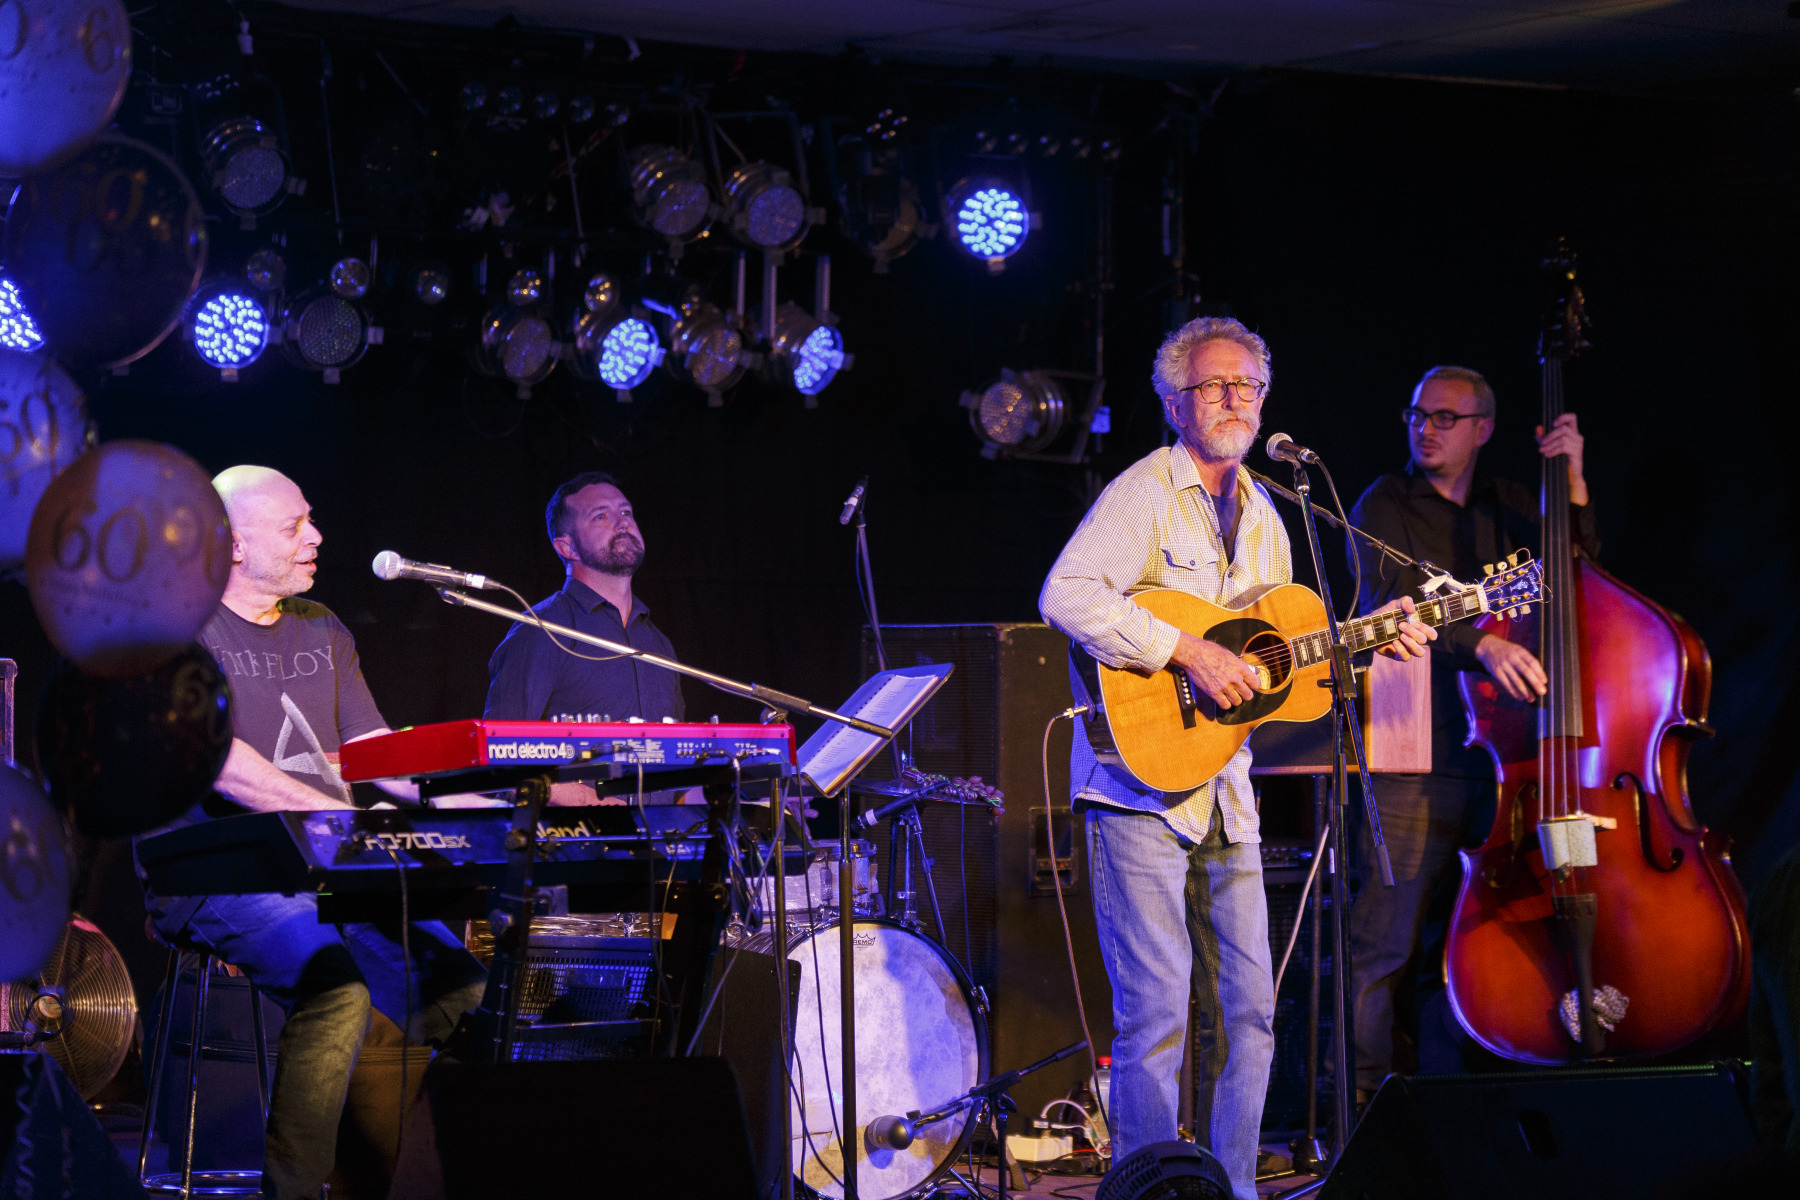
left=1263, top=432, right=1320, bottom=466
left=840, top=476, right=869, bottom=525
left=371, top=550, right=501, bottom=591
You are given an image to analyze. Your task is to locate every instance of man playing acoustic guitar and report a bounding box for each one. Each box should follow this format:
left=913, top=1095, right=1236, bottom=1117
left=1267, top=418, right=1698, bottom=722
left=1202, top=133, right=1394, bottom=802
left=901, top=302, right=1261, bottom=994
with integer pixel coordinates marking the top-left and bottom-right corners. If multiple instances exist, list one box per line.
left=1041, top=317, right=1432, bottom=1198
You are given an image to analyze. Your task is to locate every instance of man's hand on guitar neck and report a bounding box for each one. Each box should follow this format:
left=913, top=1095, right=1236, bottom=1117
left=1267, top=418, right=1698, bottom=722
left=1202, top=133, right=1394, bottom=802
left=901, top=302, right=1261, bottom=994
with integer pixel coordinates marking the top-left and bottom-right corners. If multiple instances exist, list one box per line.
left=1170, top=633, right=1263, bottom=709
left=1374, top=596, right=1437, bottom=662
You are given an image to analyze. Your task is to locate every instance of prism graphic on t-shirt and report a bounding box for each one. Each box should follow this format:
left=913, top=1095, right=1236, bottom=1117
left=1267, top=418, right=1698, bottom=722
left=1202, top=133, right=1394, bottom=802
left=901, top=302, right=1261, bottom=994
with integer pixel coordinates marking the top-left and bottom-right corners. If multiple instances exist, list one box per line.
left=274, top=692, right=352, bottom=803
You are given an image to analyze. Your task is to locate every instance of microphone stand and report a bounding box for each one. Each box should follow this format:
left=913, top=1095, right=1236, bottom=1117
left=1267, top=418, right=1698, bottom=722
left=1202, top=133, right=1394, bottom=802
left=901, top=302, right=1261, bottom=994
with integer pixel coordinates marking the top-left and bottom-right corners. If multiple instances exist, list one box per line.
left=1283, top=456, right=1394, bottom=1162
left=435, top=589, right=895, bottom=739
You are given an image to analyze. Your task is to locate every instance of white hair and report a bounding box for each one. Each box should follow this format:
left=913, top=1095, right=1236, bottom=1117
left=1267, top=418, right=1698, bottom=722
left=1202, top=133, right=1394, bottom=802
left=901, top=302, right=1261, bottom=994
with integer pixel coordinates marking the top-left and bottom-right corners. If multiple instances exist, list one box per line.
left=1152, top=316, right=1272, bottom=399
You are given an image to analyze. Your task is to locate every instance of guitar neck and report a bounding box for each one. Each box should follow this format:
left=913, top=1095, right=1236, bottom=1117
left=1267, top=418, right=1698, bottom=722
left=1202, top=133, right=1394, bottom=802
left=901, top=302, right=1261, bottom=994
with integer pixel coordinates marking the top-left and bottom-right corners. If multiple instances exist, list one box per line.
left=1285, top=586, right=1486, bottom=668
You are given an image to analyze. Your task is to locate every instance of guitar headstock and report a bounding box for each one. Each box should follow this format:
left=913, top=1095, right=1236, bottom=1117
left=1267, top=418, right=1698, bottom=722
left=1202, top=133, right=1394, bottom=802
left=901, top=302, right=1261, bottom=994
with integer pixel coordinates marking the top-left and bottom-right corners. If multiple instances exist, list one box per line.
left=1478, top=550, right=1544, bottom=618
left=1539, top=237, right=1591, bottom=363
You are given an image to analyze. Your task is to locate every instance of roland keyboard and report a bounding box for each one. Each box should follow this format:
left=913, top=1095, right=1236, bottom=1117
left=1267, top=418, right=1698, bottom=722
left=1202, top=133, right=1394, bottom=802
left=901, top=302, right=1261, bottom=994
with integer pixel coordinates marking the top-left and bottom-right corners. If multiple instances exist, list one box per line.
left=339, top=718, right=797, bottom=795
left=136, top=806, right=714, bottom=922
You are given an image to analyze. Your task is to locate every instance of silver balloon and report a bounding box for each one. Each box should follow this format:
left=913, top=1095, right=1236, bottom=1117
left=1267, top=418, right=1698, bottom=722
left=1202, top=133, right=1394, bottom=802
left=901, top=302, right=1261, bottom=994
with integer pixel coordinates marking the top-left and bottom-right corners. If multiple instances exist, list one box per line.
left=0, top=0, right=132, bottom=177
left=24, top=439, right=231, bottom=678
left=0, top=763, right=70, bottom=983
left=0, top=349, right=90, bottom=570
left=3, top=133, right=208, bottom=370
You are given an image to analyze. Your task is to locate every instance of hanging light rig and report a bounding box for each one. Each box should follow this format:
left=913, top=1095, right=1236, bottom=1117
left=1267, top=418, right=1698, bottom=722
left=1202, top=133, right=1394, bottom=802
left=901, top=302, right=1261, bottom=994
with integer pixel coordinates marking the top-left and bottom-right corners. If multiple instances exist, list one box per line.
left=569, top=272, right=665, bottom=404
left=765, top=256, right=850, bottom=407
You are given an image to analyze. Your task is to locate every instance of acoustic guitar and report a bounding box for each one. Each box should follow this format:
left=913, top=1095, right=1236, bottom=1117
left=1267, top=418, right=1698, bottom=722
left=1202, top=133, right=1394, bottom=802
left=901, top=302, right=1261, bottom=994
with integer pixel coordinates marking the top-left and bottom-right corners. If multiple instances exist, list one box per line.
left=1075, top=553, right=1543, bottom=793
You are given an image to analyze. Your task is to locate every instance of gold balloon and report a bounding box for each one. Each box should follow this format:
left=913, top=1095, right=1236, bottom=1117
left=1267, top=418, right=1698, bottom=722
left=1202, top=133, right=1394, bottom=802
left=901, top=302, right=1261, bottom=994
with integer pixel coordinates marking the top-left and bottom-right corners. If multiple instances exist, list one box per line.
left=0, top=348, right=92, bottom=570
left=24, top=440, right=230, bottom=678
left=0, top=763, right=70, bottom=983
left=0, top=0, right=133, bottom=176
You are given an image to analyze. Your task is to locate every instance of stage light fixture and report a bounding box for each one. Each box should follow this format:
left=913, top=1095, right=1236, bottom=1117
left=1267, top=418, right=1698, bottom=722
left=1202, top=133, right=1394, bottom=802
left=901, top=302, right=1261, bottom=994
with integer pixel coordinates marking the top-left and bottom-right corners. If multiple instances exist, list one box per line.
left=765, top=305, right=848, bottom=403
left=961, top=369, right=1068, bottom=457
left=567, top=95, right=596, bottom=124
left=199, top=115, right=301, bottom=227
left=496, top=87, right=524, bottom=117
left=281, top=287, right=380, bottom=384
left=329, top=258, right=371, bottom=300
left=628, top=145, right=715, bottom=250
left=185, top=280, right=269, bottom=381
left=946, top=176, right=1033, bottom=271
left=572, top=284, right=665, bottom=399
left=0, top=272, right=45, bottom=352
left=475, top=308, right=557, bottom=397
left=412, top=265, right=451, bottom=307
left=459, top=83, right=487, bottom=111
left=724, top=162, right=814, bottom=253
left=643, top=278, right=748, bottom=406
left=505, top=268, right=544, bottom=307
left=244, top=249, right=286, bottom=293
left=534, top=91, right=559, bottom=120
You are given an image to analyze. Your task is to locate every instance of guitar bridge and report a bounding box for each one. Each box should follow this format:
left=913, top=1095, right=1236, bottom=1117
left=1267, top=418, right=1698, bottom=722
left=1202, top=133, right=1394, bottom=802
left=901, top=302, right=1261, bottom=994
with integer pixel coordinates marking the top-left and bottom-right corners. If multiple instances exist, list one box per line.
left=1171, top=668, right=1199, bottom=730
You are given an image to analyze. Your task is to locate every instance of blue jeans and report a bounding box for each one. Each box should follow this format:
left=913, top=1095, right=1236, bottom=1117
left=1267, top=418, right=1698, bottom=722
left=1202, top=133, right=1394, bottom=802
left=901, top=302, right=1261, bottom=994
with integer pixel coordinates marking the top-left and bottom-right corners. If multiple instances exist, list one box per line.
left=1087, top=805, right=1275, bottom=1200
left=144, top=891, right=487, bottom=1200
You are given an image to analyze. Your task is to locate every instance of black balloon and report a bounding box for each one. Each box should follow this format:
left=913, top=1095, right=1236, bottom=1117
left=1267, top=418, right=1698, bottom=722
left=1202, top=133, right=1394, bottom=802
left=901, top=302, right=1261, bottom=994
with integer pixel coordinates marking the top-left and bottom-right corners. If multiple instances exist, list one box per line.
left=36, top=643, right=233, bottom=838
left=4, top=133, right=208, bottom=370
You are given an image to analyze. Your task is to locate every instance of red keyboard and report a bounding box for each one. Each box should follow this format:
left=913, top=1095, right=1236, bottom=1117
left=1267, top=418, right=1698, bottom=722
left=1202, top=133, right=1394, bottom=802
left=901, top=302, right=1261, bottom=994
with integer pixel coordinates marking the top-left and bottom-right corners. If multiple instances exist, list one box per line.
left=340, top=719, right=797, bottom=783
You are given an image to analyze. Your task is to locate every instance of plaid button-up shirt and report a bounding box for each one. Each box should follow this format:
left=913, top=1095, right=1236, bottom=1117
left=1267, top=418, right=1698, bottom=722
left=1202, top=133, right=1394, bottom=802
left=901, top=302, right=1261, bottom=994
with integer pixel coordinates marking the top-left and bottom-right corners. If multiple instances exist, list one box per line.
left=1039, top=445, right=1293, bottom=844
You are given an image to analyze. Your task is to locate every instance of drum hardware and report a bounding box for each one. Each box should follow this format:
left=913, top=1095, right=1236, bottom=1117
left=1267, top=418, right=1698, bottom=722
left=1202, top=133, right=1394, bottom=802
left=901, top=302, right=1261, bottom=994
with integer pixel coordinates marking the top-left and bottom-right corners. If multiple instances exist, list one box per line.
left=853, top=771, right=1005, bottom=942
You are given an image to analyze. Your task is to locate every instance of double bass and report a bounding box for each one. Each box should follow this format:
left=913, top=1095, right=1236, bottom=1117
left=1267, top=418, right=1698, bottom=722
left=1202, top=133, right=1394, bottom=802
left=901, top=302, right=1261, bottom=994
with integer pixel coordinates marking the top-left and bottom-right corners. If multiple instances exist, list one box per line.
left=1442, top=242, right=1751, bottom=1063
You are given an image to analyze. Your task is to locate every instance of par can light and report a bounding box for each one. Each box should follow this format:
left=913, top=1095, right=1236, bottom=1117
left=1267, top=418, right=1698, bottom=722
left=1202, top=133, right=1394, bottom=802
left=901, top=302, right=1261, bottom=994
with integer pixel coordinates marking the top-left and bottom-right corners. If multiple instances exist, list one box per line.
left=765, top=303, right=849, bottom=402
left=961, top=369, right=1068, bottom=457
left=724, top=162, right=812, bottom=253
left=199, top=116, right=300, bottom=225
left=186, top=280, right=269, bottom=379
left=0, top=272, right=45, bottom=353
left=629, top=145, right=714, bottom=248
left=282, top=287, right=379, bottom=384
left=945, top=177, right=1032, bottom=269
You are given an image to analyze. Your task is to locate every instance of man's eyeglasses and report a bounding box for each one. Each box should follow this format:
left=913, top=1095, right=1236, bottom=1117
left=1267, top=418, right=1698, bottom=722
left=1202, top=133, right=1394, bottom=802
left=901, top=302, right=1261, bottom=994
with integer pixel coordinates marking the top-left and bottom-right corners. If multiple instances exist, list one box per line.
left=1402, top=408, right=1488, bottom=431
left=1179, top=377, right=1268, bottom=404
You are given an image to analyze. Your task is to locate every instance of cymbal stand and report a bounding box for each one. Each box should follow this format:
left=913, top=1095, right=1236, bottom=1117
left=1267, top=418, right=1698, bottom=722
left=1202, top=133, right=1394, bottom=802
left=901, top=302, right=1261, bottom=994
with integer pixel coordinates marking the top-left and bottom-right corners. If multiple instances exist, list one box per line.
left=884, top=799, right=948, bottom=945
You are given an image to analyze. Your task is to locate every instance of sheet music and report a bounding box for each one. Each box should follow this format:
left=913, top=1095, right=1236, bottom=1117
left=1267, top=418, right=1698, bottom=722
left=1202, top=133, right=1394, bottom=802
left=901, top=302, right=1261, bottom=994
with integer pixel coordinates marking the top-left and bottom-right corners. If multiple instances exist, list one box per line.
left=797, top=664, right=951, bottom=797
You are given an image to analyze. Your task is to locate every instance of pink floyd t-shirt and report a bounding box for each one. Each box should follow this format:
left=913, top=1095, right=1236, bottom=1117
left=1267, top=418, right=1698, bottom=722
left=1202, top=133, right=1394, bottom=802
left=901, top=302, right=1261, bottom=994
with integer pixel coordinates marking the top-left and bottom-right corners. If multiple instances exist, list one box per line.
left=200, top=599, right=386, bottom=804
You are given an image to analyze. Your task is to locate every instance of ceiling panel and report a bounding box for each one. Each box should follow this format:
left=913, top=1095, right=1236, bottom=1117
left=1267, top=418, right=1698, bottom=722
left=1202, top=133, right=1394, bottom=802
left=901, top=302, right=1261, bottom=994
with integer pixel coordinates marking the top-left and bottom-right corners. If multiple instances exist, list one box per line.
left=264, top=0, right=1800, bottom=86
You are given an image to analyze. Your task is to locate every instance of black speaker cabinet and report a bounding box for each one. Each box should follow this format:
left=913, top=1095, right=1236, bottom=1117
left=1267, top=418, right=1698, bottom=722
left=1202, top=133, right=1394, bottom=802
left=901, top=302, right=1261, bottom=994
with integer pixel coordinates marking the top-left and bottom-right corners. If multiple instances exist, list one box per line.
left=393, top=1057, right=759, bottom=1200
left=862, top=623, right=1114, bottom=1124
left=1319, top=1063, right=1761, bottom=1200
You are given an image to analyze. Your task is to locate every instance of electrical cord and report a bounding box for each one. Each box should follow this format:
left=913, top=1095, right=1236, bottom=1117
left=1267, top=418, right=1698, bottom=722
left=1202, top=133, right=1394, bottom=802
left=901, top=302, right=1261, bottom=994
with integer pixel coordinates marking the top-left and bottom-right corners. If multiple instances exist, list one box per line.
left=1040, top=706, right=1109, bottom=1140
left=493, top=581, right=635, bottom=665
left=376, top=840, right=413, bottom=1162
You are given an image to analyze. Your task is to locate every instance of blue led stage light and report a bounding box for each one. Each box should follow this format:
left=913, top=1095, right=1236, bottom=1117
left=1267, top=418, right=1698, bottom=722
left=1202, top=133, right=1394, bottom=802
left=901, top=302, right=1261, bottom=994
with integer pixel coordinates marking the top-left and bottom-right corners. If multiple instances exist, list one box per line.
left=598, top=318, right=661, bottom=390
left=191, top=290, right=269, bottom=370
left=0, top=274, right=45, bottom=352
left=792, top=324, right=845, bottom=396
left=947, top=179, right=1030, bottom=266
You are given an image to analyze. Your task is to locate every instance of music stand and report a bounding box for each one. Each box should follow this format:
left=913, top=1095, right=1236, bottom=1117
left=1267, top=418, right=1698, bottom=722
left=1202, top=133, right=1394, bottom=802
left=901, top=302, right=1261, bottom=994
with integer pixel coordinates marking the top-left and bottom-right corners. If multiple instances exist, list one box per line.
left=792, top=662, right=953, bottom=1200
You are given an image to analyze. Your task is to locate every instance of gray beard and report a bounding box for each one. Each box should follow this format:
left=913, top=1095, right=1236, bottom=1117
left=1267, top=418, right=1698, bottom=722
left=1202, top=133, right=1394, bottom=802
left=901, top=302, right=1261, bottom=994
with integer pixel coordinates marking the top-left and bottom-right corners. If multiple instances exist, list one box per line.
left=1194, top=410, right=1261, bottom=461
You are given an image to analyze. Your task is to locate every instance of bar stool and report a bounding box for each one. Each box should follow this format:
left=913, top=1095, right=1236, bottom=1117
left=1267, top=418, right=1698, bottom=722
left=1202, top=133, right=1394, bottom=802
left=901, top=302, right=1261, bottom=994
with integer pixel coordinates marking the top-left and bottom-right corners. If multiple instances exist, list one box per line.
left=136, top=942, right=271, bottom=1198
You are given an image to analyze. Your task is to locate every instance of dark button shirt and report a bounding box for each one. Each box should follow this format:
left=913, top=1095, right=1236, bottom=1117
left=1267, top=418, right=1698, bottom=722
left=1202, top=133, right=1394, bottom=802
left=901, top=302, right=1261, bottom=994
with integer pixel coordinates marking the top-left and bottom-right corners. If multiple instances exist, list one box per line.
left=483, top=578, right=686, bottom=723
left=1347, top=466, right=1600, bottom=778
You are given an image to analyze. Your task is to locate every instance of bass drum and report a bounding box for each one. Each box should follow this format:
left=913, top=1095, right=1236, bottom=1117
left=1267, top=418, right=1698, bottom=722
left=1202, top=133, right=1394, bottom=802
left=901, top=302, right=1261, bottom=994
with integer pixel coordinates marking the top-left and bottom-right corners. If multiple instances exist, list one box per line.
left=743, top=918, right=987, bottom=1200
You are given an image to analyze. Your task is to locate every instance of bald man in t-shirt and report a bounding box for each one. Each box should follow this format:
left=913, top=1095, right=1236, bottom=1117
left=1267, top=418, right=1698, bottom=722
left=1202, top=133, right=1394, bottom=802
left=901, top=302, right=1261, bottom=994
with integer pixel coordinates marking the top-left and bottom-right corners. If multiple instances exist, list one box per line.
left=137, top=466, right=485, bottom=1200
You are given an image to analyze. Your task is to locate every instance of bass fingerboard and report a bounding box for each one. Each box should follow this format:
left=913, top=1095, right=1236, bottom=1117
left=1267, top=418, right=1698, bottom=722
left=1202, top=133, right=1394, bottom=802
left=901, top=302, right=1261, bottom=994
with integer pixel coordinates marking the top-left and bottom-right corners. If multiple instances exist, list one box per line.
left=1286, top=588, right=1482, bottom=669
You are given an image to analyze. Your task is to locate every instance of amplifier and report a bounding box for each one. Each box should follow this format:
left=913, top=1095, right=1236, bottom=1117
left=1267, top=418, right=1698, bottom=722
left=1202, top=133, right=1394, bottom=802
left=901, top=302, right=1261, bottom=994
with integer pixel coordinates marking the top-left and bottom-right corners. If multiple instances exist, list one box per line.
left=464, top=918, right=659, bottom=1061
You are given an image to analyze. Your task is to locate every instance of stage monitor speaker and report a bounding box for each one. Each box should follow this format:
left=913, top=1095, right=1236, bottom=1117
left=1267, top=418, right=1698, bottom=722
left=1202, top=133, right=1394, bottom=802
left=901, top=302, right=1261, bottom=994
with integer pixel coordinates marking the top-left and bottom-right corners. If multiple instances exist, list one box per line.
left=392, top=1057, right=759, bottom=1200
left=1319, top=1063, right=1762, bottom=1200
left=862, top=623, right=1113, bottom=1126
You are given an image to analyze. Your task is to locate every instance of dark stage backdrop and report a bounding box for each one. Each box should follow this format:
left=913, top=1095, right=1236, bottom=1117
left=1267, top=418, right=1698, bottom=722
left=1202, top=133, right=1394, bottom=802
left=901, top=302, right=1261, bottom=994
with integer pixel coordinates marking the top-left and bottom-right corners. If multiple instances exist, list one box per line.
left=4, top=61, right=1797, bottom=905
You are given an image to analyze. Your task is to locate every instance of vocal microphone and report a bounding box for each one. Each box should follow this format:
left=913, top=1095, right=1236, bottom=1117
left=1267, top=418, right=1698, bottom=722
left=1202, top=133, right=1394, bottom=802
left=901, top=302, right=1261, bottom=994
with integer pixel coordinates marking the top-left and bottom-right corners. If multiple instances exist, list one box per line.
left=839, top=476, right=869, bottom=525
left=371, top=551, right=498, bottom=591
left=1264, top=432, right=1320, bottom=466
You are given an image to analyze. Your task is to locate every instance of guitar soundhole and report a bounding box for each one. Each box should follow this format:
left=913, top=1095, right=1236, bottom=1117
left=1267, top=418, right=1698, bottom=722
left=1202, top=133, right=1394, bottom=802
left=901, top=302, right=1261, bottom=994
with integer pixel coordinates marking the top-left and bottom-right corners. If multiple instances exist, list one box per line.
left=1241, top=632, right=1290, bottom=691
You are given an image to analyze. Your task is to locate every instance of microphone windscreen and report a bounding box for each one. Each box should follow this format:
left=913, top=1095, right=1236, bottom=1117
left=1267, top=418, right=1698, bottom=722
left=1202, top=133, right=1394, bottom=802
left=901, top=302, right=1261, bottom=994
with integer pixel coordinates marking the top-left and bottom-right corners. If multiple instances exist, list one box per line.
left=1264, top=432, right=1292, bottom=460
left=371, top=550, right=404, bottom=580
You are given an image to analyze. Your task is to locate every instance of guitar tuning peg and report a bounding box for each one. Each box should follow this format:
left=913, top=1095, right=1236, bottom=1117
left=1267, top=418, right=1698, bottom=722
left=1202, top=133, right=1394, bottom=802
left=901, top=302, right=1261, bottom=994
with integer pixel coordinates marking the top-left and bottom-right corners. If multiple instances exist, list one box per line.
left=1483, top=563, right=1495, bottom=576
left=1518, top=605, right=1531, bottom=617
left=1509, top=551, right=1522, bottom=566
